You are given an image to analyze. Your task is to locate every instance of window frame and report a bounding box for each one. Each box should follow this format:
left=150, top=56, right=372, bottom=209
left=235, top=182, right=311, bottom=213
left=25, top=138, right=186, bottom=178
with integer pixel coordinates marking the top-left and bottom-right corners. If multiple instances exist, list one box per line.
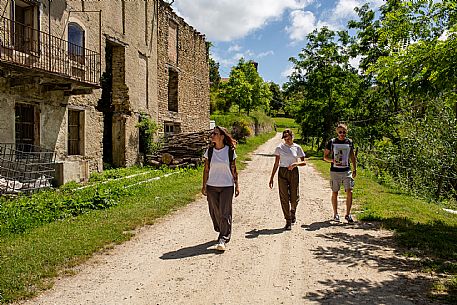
left=68, top=109, right=84, bottom=156
left=167, top=68, right=178, bottom=112
left=68, top=22, right=86, bottom=65
left=10, top=0, right=39, bottom=54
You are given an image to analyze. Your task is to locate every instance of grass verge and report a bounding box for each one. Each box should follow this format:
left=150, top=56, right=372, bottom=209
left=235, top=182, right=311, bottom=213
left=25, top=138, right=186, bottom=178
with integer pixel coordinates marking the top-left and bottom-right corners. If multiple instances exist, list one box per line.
left=272, top=117, right=301, bottom=142
left=0, top=132, right=275, bottom=304
left=309, top=157, right=457, bottom=303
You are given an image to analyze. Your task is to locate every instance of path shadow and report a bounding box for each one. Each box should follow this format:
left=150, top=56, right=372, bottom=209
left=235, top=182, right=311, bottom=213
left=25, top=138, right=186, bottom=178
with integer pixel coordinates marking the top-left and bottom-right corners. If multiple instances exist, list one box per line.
left=312, top=231, right=413, bottom=271
left=301, top=220, right=334, bottom=231
left=306, top=218, right=457, bottom=303
left=160, top=240, right=222, bottom=260
left=303, top=274, right=441, bottom=305
left=253, top=153, right=276, bottom=157
left=245, top=228, right=284, bottom=239
left=304, top=228, right=451, bottom=304
left=302, top=220, right=378, bottom=231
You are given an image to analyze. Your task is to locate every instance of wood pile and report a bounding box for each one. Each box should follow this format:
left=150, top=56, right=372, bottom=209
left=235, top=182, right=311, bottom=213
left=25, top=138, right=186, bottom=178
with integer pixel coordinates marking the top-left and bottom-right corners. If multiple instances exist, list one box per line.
left=145, top=130, right=211, bottom=168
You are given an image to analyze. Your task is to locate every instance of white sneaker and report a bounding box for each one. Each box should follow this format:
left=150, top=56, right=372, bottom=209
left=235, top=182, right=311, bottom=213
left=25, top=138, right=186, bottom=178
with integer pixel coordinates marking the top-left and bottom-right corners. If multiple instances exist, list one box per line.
left=216, top=240, right=226, bottom=251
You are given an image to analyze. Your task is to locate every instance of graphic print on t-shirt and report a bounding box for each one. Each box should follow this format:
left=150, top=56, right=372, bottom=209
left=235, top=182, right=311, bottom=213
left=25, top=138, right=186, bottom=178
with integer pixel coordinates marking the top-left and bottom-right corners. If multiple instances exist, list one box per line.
left=332, top=143, right=351, bottom=168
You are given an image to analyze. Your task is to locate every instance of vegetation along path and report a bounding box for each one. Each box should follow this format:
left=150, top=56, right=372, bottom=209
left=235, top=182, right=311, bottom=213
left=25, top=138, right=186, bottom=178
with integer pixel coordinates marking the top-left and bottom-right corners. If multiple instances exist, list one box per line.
left=20, top=134, right=437, bottom=304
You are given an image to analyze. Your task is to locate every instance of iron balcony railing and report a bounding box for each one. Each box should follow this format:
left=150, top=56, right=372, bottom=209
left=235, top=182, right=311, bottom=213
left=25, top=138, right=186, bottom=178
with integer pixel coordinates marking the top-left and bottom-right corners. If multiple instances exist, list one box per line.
left=0, top=16, right=100, bottom=86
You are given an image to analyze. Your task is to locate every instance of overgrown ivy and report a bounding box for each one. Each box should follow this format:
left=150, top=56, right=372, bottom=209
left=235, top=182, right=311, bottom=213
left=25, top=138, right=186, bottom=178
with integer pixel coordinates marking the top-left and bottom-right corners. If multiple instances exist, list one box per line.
left=137, top=113, right=161, bottom=155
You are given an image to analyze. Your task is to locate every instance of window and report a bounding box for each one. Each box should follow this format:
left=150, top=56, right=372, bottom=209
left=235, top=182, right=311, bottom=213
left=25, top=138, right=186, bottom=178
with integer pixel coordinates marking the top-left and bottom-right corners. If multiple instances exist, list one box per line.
left=168, top=68, right=178, bottom=112
left=15, top=103, right=37, bottom=146
left=168, top=20, right=178, bottom=64
left=11, top=0, right=39, bottom=53
left=164, top=122, right=180, bottom=136
left=68, top=110, right=83, bottom=155
left=68, top=23, right=85, bottom=64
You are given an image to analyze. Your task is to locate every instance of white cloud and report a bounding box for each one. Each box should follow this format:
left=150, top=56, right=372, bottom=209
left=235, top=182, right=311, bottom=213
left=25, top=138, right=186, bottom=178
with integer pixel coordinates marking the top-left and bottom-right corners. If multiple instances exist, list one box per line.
left=228, top=44, right=242, bottom=52
left=281, top=65, right=295, bottom=79
left=172, top=0, right=314, bottom=41
left=286, top=10, right=317, bottom=42
left=349, top=55, right=362, bottom=70
left=285, top=0, right=384, bottom=42
left=257, top=50, right=274, bottom=58
left=327, top=0, right=384, bottom=28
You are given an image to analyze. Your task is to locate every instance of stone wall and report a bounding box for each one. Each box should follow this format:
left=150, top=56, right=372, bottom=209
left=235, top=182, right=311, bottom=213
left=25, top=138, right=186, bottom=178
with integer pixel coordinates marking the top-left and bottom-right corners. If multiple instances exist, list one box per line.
left=157, top=1, right=210, bottom=134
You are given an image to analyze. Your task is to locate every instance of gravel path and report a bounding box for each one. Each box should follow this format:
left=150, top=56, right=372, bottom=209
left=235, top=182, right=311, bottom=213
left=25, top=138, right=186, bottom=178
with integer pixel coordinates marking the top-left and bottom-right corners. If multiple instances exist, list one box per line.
left=21, top=133, right=437, bottom=305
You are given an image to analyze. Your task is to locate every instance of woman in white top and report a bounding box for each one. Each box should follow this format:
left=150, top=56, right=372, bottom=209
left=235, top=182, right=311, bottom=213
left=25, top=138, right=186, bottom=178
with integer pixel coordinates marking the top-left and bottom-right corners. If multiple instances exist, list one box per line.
left=269, top=129, right=306, bottom=230
left=202, top=126, right=239, bottom=251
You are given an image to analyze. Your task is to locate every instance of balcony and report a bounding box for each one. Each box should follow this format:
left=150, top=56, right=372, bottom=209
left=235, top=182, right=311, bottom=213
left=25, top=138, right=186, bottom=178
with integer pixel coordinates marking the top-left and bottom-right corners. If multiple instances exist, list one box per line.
left=0, top=16, right=100, bottom=90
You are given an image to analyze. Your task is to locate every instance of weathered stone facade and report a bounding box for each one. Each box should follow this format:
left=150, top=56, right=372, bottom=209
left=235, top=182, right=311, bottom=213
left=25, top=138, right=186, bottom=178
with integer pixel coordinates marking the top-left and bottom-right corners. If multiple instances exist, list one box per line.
left=0, top=0, right=210, bottom=185
left=157, top=1, right=210, bottom=134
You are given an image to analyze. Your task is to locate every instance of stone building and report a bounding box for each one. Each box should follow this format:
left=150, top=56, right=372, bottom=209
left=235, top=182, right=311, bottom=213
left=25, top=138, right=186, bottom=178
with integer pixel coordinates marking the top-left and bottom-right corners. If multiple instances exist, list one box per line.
left=157, top=3, right=210, bottom=135
left=0, top=0, right=209, bottom=185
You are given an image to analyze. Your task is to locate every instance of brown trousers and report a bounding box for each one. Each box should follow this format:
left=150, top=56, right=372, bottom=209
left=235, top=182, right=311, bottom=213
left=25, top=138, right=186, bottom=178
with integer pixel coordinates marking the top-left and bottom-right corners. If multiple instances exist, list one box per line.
left=206, top=185, right=234, bottom=243
left=278, top=167, right=300, bottom=222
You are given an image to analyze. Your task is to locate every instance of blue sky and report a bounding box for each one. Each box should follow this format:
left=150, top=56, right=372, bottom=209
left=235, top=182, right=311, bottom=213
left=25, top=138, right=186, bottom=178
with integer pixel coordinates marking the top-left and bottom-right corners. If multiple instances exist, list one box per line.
left=172, top=0, right=384, bottom=86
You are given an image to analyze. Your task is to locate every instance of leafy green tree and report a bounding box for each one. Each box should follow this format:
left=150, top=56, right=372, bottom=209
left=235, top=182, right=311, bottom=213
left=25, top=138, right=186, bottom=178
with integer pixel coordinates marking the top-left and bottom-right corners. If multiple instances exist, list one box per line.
left=268, top=82, right=284, bottom=115
left=208, top=56, right=228, bottom=113
left=352, top=0, right=457, bottom=200
left=222, top=68, right=252, bottom=113
left=209, top=57, right=221, bottom=88
left=223, top=58, right=271, bottom=115
left=285, top=27, right=363, bottom=147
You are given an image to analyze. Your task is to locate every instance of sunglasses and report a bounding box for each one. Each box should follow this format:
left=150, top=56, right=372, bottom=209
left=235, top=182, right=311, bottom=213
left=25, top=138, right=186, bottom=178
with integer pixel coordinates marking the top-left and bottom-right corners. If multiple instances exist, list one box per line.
left=338, top=131, right=347, bottom=134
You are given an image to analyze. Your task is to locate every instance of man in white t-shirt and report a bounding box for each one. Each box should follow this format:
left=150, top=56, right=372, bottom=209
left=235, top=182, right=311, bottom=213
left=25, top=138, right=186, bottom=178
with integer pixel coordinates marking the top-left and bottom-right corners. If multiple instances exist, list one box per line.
left=323, top=123, right=357, bottom=223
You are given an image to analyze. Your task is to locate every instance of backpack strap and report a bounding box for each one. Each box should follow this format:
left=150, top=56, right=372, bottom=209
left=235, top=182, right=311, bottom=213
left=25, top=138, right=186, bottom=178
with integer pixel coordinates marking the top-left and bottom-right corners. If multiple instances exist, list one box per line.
left=228, top=146, right=234, bottom=164
left=207, top=146, right=214, bottom=165
left=330, top=138, right=335, bottom=152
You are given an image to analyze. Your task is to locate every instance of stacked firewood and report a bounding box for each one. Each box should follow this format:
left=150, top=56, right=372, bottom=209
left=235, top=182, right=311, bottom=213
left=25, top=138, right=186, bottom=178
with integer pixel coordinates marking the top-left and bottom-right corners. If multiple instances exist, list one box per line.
left=145, top=130, right=211, bottom=168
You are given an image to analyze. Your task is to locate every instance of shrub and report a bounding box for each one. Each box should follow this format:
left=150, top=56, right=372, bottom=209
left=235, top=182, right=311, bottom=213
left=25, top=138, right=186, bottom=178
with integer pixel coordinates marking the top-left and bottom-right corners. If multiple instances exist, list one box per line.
left=231, top=119, right=252, bottom=143
left=137, top=113, right=160, bottom=155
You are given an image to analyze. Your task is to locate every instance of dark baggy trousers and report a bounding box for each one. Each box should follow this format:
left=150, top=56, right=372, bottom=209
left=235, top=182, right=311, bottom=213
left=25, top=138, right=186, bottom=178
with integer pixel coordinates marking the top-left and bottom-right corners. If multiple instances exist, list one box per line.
left=206, top=185, right=234, bottom=243
left=278, top=167, right=300, bottom=223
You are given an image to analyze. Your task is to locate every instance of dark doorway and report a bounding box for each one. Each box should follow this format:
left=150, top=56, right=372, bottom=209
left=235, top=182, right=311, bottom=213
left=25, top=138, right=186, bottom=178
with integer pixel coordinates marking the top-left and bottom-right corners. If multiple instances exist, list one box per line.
left=99, top=43, right=114, bottom=165
left=15, top=103, right=38, bottom=146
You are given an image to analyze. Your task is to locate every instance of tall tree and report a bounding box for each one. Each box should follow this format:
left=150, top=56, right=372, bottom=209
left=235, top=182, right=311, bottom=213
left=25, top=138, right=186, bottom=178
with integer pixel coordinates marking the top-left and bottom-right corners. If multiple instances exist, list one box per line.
left=209, top=57, right=221, bottom=88
left=286, top=27, right=362, bottom=146
left=268, top=82, right=284, bottom=115
left=223, top=58, right=271, bottom=115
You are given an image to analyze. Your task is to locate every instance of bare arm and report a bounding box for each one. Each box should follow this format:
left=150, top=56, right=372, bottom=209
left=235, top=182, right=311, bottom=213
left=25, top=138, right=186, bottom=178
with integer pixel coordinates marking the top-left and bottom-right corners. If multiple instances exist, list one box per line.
left=231, top=160, right=240, bottom=197
left=269, top=155, right=280, bottom=188
left=323, top=148, right=332, bottom=163
left=201, top=159, right=209, bottom=196
left=350, top=148, right=357, bottom=178
left=287, top=156, right=306, bottom=170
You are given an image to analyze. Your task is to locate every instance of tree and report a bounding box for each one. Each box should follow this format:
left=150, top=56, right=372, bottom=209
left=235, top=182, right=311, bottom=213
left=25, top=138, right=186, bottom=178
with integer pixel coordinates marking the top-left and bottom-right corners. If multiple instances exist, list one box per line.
left=223, top=58, right=271, bottom=115
left=351, top=0, right=457, bottom=199
left=285, top=27, right=363, bottom=147
left=209, top=57, right=221, bottom=88
left=208, top=54, right=227, bottom=113
left=268, top=82, right=284, bottom=115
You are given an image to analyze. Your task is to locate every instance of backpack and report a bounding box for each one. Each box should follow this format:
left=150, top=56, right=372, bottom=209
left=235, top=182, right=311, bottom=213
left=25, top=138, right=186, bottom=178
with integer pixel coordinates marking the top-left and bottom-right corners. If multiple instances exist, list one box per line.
left=207, top=146, right=235, bottom=168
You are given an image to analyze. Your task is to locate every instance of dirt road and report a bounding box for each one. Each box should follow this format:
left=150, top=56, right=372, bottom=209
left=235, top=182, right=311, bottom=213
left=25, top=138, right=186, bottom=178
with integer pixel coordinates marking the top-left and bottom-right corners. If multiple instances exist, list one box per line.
left=22, top=133, right=437, bottom=305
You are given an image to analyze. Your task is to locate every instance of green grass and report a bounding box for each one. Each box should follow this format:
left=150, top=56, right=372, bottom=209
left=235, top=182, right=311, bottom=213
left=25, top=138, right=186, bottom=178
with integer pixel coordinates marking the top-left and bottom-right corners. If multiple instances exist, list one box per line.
left=273, top=117, right=301, bottom=142
left=0, top=132, right=276, bottom=304
left=272, top=117, right=299, bottom=128
left=309, top=157, right=457, bottom=303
